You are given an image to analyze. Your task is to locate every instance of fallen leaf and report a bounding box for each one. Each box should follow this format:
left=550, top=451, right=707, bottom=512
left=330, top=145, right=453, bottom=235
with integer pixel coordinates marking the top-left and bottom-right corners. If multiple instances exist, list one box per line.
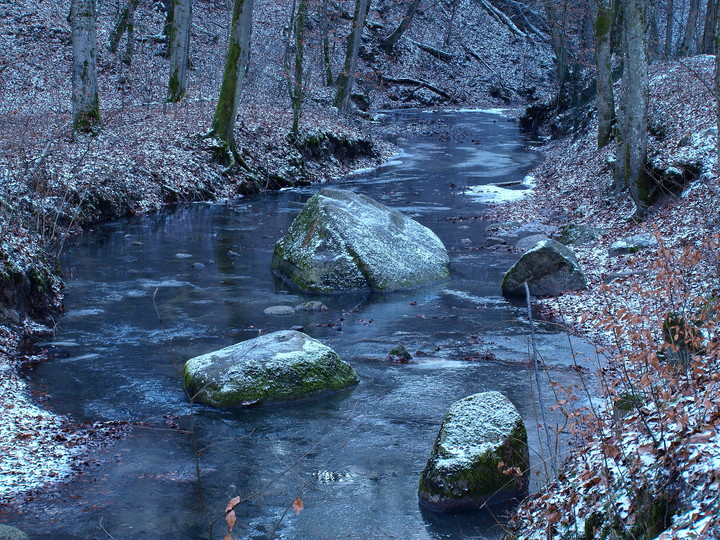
left=292, top=497, right=304, bottom=514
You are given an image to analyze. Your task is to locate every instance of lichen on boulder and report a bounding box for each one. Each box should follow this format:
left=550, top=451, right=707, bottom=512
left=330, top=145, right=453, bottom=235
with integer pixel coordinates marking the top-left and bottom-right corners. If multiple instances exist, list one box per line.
left=183, top=330, right=358, bottom=408
left=271, top=188, right=450, bottom=293
left=418, top=391, right=529, bottom=512
left=501, top=239, right=587, bottom=297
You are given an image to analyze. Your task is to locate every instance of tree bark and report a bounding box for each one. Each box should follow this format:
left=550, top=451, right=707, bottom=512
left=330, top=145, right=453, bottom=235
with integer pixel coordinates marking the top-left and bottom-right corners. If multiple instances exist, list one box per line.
left=380, top=0, right=421, bottom=51
left=212, top=0, right=255, bottom=159
left=702, top=0, right=718, bottom=53
left=333, top=0, right=370, bottom=111
left=542, top=0, right=569, bottom=86
left=595, top=0, right=615, bottom=149
left=168, top=0, right=192, bottom=102
left=319, top=0, right=334, bottom=85
left=715, top=0, right=720, bottom=171
left=291, top=0, right=308, bottom=136
left=70, top=0, right=101, bottom=132
left=615, top=0, right=651, bottom=217
left=109, top=0, right=139, bottom=65
left=664, top=0, right=674, bottom=57
left=678, top=0, right=700, bottom=56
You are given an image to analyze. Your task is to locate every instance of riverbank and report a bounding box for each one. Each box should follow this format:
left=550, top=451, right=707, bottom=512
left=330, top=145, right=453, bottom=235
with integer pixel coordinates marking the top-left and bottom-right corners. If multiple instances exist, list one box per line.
left=484, top=55, right=720, bottom=539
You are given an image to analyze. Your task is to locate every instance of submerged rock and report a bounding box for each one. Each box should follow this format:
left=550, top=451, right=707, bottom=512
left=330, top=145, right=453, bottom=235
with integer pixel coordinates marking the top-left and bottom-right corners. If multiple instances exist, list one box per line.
left=183, top=330, right=358, bottom=407
left=263, top=305, right=295, bottom=316
left=418, top=391, right=529, bottom=512
left=501, top=239, right=586, bottom=297
left=387, top=344, right=412, bottom=363
left=608, top=233, right=659, bottom=256
left=272, top=188, right=450, bottom=293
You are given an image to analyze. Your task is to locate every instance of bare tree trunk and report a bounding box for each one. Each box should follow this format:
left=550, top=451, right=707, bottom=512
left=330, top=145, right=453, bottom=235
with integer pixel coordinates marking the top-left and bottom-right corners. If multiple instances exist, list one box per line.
left=444, top=0, right=457, bottom=46
left=664, top=0, right=674, bottom=57
left=381, top=0, right=421, bottom=51
left=678, top=0, right=700, bottom=56
left=70, top=0, right=101, bottom=132
left=596, top=0, right=615, bottom=148
left=291, top=0, right=308, bottom=136
left=543, top=0, right=569, bottom=86
left=212, top=0, right=255, bottom=162
left=168, top=0, right=192, bottom=102
left=109, top=0, right=139, bottom=65
left=616, top=0, right=651, bottom=217
left=333, top=0, right=370, bottom=111
left=163, top=0, right=174, bottom=56
left=702, top=0, right=718, bottom=53
left=319, top=0, right=334, bottom=85
left=715, top=0, right=720, bottom=171
left=647, top=0, right=661, bottom=59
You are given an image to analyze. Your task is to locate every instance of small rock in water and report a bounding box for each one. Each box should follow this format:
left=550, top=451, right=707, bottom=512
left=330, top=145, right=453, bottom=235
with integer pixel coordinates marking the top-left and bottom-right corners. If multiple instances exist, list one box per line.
left=484, top=236, right=507, bottom=247
left=131, top=241, right=145, bottom=246
left=192, top=263, right=206, bottom=269
left=263, top=305, right=296, bottom=316
left=175, top=253, right=193, bottom=259
left=295, top=301, right=328, bottom=312
left=290, top=325, right=304, bottom=332
left=460, top=238, right=472, bottom=246
left=227, top=250, right=241, bottom=258
left=387, top=345, right=413, bottom=363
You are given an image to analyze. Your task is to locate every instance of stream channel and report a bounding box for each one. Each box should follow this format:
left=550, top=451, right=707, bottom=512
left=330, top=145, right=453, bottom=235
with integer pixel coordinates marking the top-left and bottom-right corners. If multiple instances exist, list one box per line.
left=15, top=110, right=594, bottom=539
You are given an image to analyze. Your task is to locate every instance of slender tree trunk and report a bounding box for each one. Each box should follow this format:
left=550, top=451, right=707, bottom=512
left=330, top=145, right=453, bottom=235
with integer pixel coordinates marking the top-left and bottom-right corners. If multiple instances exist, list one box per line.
left=381, top=0, right=421, bottom=51
left=164, top=0, right=174, bottom=56
left=702, top=0, right=718, bottom=53
left=679, top=0, right=700, bottom=56
left=291, top=0, right=308, bottom=136
left=168, top=0, right=192, bottom=102
left=596, top=0, right=615, bottom=149
left=444, top=0, right=457, bottom=46
left=333, top=0, right=370, bottom=111
left=543, top=0, right=569, bottom=86
left=109, top=0, right=139, bottom=65
left=664, top=0, right=674, bottom=57
left=715, top=0, right=720, bottom=171
left=212, top=0, right=255, bottom=159
left=319, top=0, right=334, bottom=85
left=647, top=0, right=661, bottom=59
left=616, top=0, right=651, bottom=217
left=70, top=0, right=101, bottom=132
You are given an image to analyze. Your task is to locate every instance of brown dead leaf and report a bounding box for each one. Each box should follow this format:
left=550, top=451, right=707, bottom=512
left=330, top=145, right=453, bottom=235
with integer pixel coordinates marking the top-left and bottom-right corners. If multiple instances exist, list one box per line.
left=226, top=510, right=236, bottom=532
left=292, top=497, right=304, bottom=515
left=226, top=496, right=241, bottom=512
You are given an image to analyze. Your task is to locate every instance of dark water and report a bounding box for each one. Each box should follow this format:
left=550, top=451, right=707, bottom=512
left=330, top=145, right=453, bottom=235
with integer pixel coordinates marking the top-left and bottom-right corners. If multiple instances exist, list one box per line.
left=14, top=110, right=593, bottom=539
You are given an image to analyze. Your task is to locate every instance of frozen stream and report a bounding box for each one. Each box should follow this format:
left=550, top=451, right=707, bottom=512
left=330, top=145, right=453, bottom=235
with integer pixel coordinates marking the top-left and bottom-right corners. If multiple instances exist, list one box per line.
left=13, top=110, right=593, bottom=539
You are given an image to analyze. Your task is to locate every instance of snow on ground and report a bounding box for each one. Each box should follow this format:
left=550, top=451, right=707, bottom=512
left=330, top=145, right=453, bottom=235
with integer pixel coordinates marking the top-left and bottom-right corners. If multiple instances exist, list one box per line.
left=485, top=55, right=720, bottom=539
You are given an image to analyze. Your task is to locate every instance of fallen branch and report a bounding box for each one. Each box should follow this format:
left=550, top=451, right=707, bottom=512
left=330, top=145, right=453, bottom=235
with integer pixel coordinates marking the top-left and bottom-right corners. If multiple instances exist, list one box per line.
left=479, top=0, right=526, bottom=38
left=380, top=75, right=458, bottom=102
left=405, top=38, right=454, bottom=62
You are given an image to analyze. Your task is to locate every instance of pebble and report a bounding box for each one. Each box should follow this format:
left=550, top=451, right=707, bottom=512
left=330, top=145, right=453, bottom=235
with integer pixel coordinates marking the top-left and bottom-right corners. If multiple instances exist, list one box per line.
left=263, top=305, right=295, bottom=316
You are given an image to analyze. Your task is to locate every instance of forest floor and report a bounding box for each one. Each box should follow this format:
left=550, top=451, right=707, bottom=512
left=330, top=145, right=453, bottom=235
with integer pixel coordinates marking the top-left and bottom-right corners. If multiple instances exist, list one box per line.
left=484, top=55, right=720, bottom=539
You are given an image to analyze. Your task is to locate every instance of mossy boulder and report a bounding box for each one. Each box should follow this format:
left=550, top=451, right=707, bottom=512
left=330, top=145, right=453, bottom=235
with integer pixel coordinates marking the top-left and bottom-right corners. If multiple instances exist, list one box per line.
left=560, top=223, right=602, bottom=246
left=183, top=330, right=358, bottom=408
left=418, top=391, right=529, bottom=512
left=272, top=188, right=450, bottom=293
left=501, top=239, right=587, bottom=297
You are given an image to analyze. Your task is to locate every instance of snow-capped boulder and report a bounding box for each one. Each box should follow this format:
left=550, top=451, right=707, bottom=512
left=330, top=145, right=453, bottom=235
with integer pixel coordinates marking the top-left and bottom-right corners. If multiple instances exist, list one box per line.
left=183, top=330, right=358, bottom=408
left=0, top=525, right=28, bottom=540
left=418, top=391, right=529, bottom=512
left=272, top=188, right=450, bottom=293
left=608, top=233, right=659, bottom=256
left=502, top=239, right=587, bottom=297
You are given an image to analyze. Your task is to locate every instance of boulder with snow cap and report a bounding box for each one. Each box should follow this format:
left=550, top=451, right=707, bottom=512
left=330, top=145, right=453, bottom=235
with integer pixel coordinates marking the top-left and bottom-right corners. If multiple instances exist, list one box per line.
left=272, top=188, right=450, bottom=293
left=418, top=391, right=529, bottom=512
left=501, top=239, right=587, bottom=297
left=608, top=233, right=659, bottom=256
left=183, top=330, right=358, bottom=408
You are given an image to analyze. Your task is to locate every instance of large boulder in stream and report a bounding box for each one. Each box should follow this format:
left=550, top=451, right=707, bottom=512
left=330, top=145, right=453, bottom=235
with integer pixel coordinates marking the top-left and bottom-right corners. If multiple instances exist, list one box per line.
left=183, top=330, right=358, bottom=407
left=272, top=188, right=450, bottom=293
left=418, top=391, right=529, bottom=512
left=501, top=239, right=587, bottom=297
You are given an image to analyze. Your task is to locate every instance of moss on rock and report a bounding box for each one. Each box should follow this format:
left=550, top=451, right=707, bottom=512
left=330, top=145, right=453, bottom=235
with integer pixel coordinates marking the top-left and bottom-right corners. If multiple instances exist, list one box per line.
left=183, top=330, right=358, bottom=407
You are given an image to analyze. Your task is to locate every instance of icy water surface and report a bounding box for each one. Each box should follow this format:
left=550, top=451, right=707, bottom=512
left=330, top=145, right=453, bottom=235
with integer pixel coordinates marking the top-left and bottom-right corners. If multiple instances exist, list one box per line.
left=13, top=111, right=593, bottom=539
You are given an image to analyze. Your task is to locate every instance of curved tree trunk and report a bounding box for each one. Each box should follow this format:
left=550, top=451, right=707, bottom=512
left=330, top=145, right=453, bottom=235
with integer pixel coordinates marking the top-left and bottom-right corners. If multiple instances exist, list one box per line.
left=616, top=0, right=651, bottom=217
left=381, top=0, right=421, bottom=51
left=212, top=0, right=255, bottom=161
left=70, top=0, right=101, bottom=132
left=595, top=0, right=615, bottom=149
left=167, top=0, right=192, bottom=102
left=333, top=0, right=370, bottom=111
